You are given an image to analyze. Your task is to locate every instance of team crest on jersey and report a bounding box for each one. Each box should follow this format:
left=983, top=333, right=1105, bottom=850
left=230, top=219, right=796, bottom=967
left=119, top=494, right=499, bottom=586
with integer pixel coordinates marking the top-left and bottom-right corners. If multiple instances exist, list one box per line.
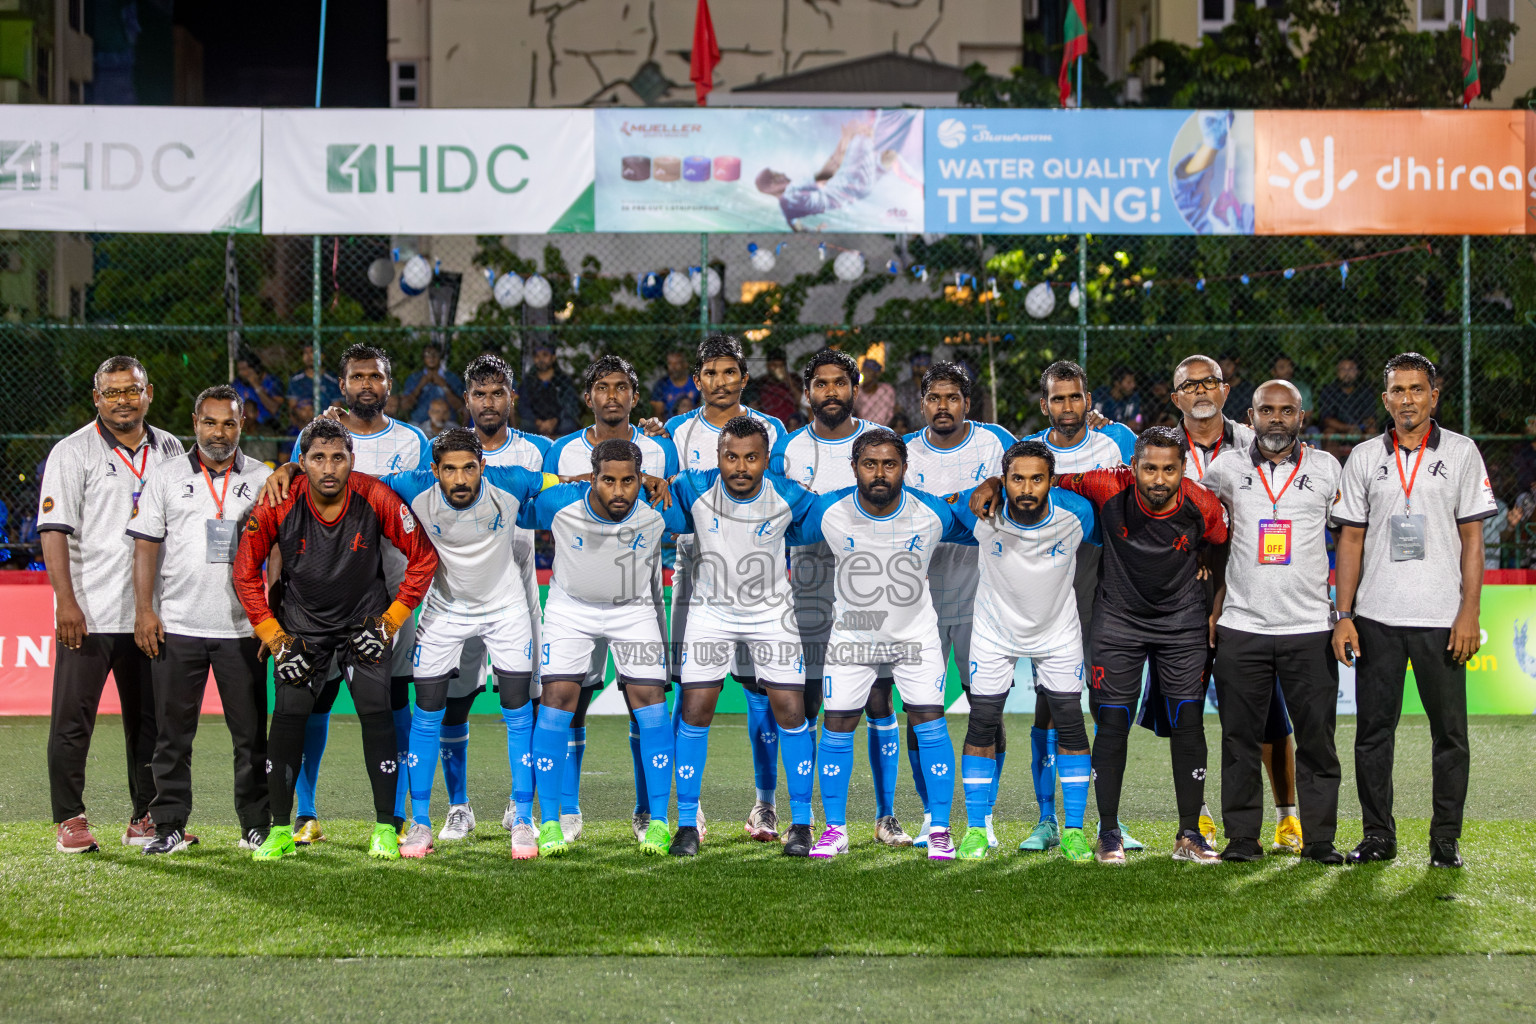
left=41, top=497, right=53, bottom=513
left=245, top=516, right=260, bottom=533
left=399, top=505, right=416, bottom=533
left=945, top=492, right=959, bottom=504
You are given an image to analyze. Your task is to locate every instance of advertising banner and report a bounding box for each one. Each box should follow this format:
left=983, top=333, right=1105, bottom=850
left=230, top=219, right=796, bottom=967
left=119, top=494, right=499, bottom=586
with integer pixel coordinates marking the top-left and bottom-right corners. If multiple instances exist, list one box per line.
left=594, top=108, right=925, bottom=232
left=925, top=108, right=1256, bottom=235
left=1254, top=110, right=1529, bottom=235
left=0, top=105, right=261, bottom=233
left=262, top=109, right=595, bottom=235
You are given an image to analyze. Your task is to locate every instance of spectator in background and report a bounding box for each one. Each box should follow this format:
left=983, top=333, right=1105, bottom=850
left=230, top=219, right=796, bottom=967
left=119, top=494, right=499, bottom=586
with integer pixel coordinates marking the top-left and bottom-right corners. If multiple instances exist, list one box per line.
left=956, top=358, right=992, bottom=423
left=1093, top=365, right=1141, bottom=430
left=286, top=398, right=315, bottom=438
left=650, top=349, right=701, bottom=419
left=421, top=397, right=453, bottom=436
left=1144, top=378, right=1180, bottom=428
left=240, top=399, right=261, bottom=435
left=400, top=343, right=465, bottom=426
left=1218, top=353, right=1255, bottom=413
left=1318, top=355, right=1379, bottom=457
left=518, top=342, right=581, bottom=438
left=1271, top=354, right=1314, bottom=419
left=742, top=348, right=799, bottom=423
left=286, top=361, right=342, bottom=415
left=852, top=358, right=896, bottom=425
left=1512, top=414, right=1536, bottom=495
left=892, top=349, right=932, bottom=427
left=232, top=352, right=285, bottom=427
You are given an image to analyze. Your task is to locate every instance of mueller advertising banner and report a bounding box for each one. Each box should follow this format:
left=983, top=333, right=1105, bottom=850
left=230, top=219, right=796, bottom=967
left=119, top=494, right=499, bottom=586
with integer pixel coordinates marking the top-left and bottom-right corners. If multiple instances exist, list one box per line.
left=0, top=105, right=262, bottom=233
left=261, top=109, right=595, bottom=235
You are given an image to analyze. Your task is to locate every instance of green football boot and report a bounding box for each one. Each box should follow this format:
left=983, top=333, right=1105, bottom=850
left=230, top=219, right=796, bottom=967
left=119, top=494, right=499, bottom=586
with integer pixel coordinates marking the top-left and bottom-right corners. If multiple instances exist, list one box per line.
left=537, top=820, right=569, bottom=858
left=1059, top=827, right=1093, bottom=862
left=957, top=827, right=991, bottom=860
left=251, top=825, right=296, bottom=862
left=1018, top=818, right=1061, bottom=852
left=368, top=822, right=401, bottom=861
left=639, top=819, right=671, bottom=855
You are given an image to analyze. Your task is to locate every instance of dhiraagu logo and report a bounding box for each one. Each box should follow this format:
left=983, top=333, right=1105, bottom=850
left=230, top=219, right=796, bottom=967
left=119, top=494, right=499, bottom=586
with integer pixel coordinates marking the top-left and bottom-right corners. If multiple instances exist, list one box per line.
left=326, top=143, right=530, bottom=194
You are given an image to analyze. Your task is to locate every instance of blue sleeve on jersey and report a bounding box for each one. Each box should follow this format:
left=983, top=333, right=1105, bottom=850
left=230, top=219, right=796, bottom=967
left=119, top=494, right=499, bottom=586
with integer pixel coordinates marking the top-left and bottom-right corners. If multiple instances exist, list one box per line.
left=533, top=482, right=585, bottom=530
left=760, top=413, right=788, bottom=448
left=403, top=420, right=433, bottom=466
left=377, top=468, right=437, bottom=506
left=543, top=432, right=577, bottom=474
left=521, top=430, right=552, bottom=457
left=658, top=491, right=689, bottom=535
left=790, top=489, right=842, bottom=547
left=947, top=487, right=980, bottom=535
left=922, top=489, right=980, bottom=546
left=981, top=422, right=1017, bottom=450
left=482, top=464, right=547, bottom=504
left=655, top=436, right=680, bottom=478
left=1054, top=488, right=1101, bottom=547
left=768, top=429, right=793, bottom=478
left=289, top=438, right=301, bottom=463
left=1101, top=421, right=1137, bottom=463
left=663, top=412, right=688, bottom=439
left=668, top=469, right=715, bottom=535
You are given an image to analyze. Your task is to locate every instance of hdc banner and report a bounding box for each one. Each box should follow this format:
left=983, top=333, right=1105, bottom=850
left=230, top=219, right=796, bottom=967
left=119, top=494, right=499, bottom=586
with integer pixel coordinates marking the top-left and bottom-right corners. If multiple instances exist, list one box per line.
left=261, top=109, right=595, bottom=235
left=0, top=106, right=261, bottom=233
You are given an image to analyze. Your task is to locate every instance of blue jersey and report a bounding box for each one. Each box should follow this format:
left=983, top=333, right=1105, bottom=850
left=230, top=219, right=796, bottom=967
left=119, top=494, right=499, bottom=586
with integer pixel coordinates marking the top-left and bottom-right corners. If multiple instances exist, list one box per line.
left=531, top=482, right=686, bottom=607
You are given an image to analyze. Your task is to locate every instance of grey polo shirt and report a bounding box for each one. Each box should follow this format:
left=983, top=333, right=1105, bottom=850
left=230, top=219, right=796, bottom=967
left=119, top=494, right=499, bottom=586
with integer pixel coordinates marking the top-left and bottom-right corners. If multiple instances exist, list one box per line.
left=127, top=449, right=273, bottom=638
left=37, top=418, right=186, bottom=633
left=1334, top=422, right=1497, bottom=629
left=1182, top=416, right=1256, bottom=484
left=1204, top=441, right=1342, bottom=636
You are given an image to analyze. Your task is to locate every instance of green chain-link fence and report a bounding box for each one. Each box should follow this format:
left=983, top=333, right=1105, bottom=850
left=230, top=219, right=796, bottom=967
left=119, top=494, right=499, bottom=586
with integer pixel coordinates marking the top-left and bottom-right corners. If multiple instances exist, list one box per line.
left=0, top=228, right=1532, bottom=567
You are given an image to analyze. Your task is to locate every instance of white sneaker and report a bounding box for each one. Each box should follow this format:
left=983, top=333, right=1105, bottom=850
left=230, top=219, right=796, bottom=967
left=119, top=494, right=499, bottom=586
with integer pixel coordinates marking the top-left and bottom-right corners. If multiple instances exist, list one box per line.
left=744, top=801, right=779, bottom=842
left=502, top=800, right=516, bottom=832
left=437, top=804, right=475, bottom=842
left=927, top=829, right=956, bottom=861
left=912, top=812, right=933, bottom=849
left=985, top=813, right=998, bottom=850
left=631, top=812, right=651, bottom=842
left=400, top=822, right=434, bottom=859
left=809, top=825, right=849, bottom=859
left=560, top=812, right=584, bottom=843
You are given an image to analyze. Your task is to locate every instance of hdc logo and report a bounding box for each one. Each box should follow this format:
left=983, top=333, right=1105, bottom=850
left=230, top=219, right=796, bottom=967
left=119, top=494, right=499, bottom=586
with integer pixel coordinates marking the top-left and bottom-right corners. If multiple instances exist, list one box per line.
left=325, top=143, right=530, bottom=194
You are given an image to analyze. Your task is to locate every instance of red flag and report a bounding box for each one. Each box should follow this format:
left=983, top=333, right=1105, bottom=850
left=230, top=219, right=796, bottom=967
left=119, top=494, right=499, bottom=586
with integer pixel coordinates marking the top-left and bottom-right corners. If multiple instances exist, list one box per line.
left=1461, top=0, right=1481, bottom=106
left=690, top=0, right=721, bottom=107
left=1058, top=0, right=1089, bottom=107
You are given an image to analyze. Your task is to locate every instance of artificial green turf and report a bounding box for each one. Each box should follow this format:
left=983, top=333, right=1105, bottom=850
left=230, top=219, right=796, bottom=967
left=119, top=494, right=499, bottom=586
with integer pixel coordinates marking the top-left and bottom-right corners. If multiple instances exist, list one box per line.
left=0, top=715, right=1532, bottom=957
left=4, top=955, right=1535, bottom=1023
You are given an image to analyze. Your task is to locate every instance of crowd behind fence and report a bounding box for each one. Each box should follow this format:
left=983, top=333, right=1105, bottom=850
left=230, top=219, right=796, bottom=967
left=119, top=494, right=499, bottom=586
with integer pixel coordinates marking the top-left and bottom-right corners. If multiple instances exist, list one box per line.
left=0, top=229, right=1531, bottom=569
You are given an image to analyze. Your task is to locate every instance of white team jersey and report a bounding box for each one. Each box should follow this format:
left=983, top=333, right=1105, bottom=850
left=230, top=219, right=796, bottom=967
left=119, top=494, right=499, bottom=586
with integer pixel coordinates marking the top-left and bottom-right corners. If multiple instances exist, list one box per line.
left=670, top=469, right=818, bottom=629
left=292, top=415, right=431, bottom=590
left=950, top=487, right=1100, bottom=653
left=1182, top=418, right=1255, bottom=485
left=798, top=486, right=973, bottom=646
left=1022, top=422, right=1136, bottom=473
left=667, top=408, right=787, bottom=473
left=483, top=428, right=551, bottom=567
left=769, top=418, right=879, bottom=496
left=902, top=422, right=1015, bottom=622
left=381, top=466, right=549, bottom=624
left=544, top=425, right=679, bottom=480
left=533, top=482, right=685, bottom=608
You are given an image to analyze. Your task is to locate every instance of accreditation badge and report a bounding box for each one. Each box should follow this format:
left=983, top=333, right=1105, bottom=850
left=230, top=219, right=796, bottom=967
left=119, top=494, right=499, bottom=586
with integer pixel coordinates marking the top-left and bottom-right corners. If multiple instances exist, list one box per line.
left=1257, top=519, right=1292, bottom=565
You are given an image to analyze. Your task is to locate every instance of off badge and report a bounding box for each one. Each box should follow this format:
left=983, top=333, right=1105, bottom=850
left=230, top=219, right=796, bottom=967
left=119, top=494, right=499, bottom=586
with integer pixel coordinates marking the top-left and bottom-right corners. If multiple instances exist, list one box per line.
left=1257, top=518, right=1292, bottom=565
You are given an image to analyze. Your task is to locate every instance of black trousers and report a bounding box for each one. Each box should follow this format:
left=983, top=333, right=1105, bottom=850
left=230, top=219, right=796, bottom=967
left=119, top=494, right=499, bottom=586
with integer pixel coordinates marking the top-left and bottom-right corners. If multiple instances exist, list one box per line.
left=1354, top=617, right=1469, bottom=841
left=47, top=632, right=155, bottom=823
left=1212, top=626, right=1340, bottom=844
left=148, top=634, right=269, bottom=832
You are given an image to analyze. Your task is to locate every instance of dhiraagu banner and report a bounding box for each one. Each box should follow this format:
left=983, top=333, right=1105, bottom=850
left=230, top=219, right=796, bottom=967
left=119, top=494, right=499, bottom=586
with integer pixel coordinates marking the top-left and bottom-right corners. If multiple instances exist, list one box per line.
left=925, top=108, right=1255, bottom=235
left=261, top=109, right=594, bottom=234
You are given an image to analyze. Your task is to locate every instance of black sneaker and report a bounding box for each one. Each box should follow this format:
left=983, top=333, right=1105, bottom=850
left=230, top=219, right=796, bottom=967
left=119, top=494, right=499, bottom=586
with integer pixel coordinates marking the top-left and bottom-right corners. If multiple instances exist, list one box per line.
left=1429, top=837, right=1463, bottom=868
left=668, top=825, right=700, bottom=858
left=1300, top=841, right=1346, bottom=865
left=238, top=827, right=268, bottom=851
left=1219, top=837, right=1265, bottom=862
left=782, top=823, right=814, bottom=857
left=143, top=825, right=198, bottom=856
left=1347, top=835, right=1397, bottom=864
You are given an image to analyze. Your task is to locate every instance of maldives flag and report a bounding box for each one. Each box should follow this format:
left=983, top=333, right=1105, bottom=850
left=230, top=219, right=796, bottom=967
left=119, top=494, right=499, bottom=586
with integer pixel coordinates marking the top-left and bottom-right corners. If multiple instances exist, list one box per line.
left=1461, top=0, right=1481, bottom=106
left=1058, top=0, right=1090, bottom=107
left=691, top=0, right=721, bottom=107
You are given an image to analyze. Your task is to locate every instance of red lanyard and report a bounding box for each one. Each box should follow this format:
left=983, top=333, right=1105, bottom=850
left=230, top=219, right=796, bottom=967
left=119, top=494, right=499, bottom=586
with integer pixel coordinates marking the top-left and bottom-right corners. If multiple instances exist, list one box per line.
left=1186, top=432, right=1221, bottom=480
left=98, top=424, right=149, bottom=485
left=199, top=457, right=233, bottom=519
left=1391, top=429, right=1428, bottom=514
left=1257, top=447, right=1303, bottom=518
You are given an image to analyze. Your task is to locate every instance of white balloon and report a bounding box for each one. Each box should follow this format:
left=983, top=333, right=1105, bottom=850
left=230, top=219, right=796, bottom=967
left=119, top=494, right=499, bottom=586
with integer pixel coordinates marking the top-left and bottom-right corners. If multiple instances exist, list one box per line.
left=833, top=250, right=865, bottom=282
left=662, top=270, right=693, bottom=306
left=366, top=257, right=395, bottom=289
left=493, top=272, right=524, bottom=309
left=523, top=274, right=553, bottom=309
left=400, top=254, right=433, bottom=296
left=690, top=267, right=722, bottom=298
left=749, top=247, right=776, bottom=273
left=1024, top=282, right=1056, bottom=319
left=1068, top=282, right=1081, bottom=310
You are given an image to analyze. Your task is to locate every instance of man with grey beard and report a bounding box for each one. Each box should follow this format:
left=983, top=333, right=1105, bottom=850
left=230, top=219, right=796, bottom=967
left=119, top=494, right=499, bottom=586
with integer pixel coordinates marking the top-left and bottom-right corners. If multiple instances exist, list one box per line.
left=1201, top=380, right=1345, bottom=865
left=129, top=385, right=274, bottom=855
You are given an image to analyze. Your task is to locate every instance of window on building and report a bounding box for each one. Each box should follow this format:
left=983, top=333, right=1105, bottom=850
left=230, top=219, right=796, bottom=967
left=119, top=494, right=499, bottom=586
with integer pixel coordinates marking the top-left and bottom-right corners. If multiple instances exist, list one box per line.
left=1427, top=2, right=1517, bottom=60
left=391, top=61, right=419, bottom=108
left=1201, top=0, right=1275, bottom=35
left=1419, top=0, right=1451, bottom=28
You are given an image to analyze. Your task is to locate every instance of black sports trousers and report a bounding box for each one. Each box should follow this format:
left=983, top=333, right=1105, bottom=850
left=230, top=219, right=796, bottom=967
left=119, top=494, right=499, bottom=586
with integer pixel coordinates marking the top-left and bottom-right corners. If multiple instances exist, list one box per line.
left=1212, top=626, right=1340, bottom=844
left=148, top=633, right=269, bottom=832
left=1353, top=617, right=1469, bottom=841
left=47, top=632, right=155, bottom=823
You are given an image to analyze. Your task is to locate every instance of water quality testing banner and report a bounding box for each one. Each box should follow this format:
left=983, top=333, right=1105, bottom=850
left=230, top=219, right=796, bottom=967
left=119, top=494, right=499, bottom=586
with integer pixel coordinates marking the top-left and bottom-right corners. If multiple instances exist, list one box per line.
left=0, top=105, right=262, bottom=233
left=926, top=109, right=1255, bottom=235
left=261, top=109, right=595, bottom=235
left=594, top=108, right=925, bottom=232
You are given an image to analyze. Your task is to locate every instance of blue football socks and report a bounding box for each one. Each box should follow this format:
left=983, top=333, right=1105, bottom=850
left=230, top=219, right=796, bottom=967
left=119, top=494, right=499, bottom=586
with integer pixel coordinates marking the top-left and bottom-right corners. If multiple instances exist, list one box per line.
left=406, top=705, right=446, bottom=828
left=439, top=722, right=469, bottom=806
left=868, top=714, right=899, bottom=819
left=912, top=718, right=956, bottom=830
left=295, top=712, right=329, bottom=820
left=778, top=720, right=816, bottom=826
left=674, top=721, right=709, bottom=828
left=632, top=703, right=674, bottom=823
left=817, top=726, right=855, bottom=828
left=531, top=707, right=573, bottom=824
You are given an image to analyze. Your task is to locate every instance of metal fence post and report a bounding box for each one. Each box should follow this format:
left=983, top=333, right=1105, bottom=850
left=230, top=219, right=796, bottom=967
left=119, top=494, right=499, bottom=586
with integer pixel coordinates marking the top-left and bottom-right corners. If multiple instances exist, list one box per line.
left=312, top=236, right=323, bottom=411
left=1461, top=234, right=1472, bottom=435
left=699, top=232, right=710, bottom=339
left=1077, top=234, right=1088, bottom=367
